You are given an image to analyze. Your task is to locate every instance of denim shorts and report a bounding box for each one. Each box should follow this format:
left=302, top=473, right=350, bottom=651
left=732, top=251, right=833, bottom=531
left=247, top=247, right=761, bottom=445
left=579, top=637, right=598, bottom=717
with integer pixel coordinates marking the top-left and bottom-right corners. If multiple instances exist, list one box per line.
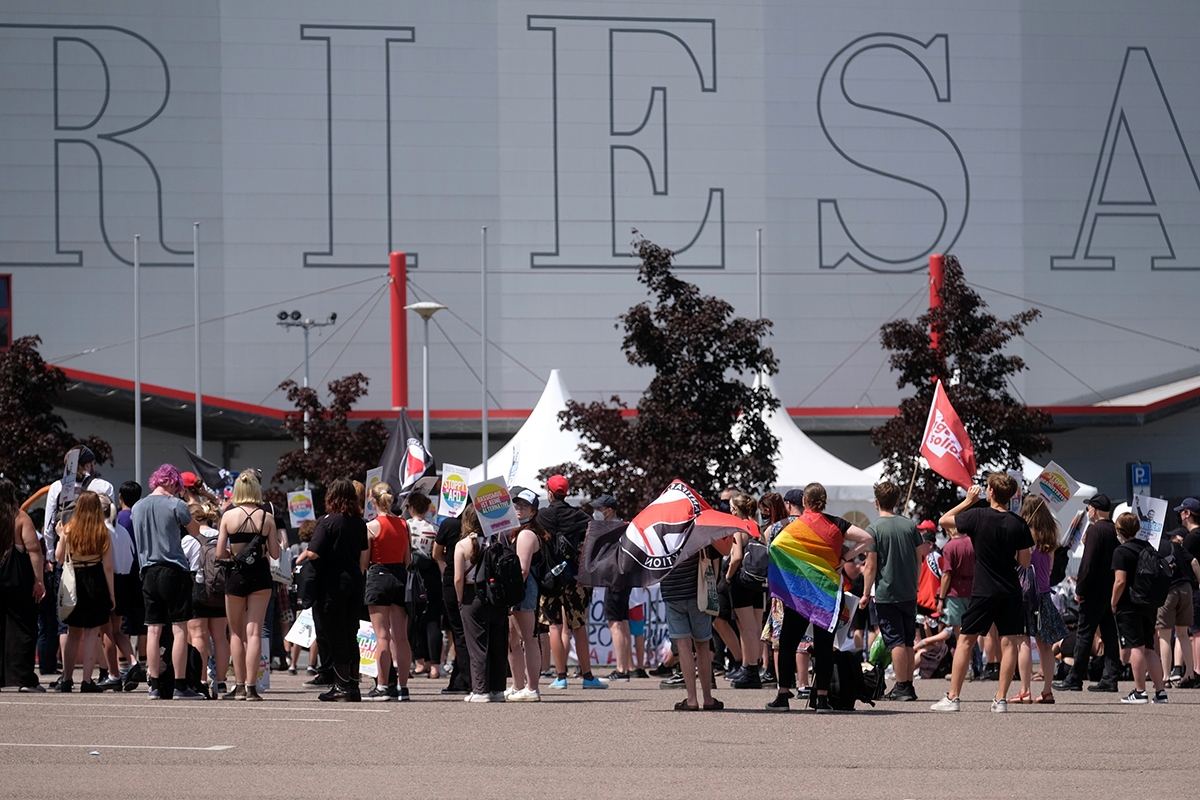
left=665, top=599, right=713, bottom=643
left=514, top=574, right=538, bottom=613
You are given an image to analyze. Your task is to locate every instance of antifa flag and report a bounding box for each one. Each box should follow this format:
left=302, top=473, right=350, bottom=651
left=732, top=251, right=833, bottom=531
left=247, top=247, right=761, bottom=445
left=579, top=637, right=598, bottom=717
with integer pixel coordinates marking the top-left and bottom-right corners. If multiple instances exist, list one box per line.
left=379, top=410, right=434, bottom=493
left=180, top=446, right=233, bottom=494
left=920, top=380, right=977, bottom=490
left=578, top=479, right=746, bottom=589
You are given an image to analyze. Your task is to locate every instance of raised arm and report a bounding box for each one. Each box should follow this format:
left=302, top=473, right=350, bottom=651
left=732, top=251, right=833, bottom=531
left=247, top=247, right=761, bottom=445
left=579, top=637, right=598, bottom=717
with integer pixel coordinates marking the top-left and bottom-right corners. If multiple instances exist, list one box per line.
left=940, top=485, right=981, bottom=532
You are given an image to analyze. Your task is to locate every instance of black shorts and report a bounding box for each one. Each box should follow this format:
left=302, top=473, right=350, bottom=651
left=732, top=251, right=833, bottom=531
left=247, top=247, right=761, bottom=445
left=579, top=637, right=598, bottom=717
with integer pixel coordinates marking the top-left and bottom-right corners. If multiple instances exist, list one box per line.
left=190, top=584, right=227, bottom=619
left=224, top=559, right=274, bottom=597
left=113, top=572, right=142, bottom=619
left=729, top=579, right=765, bottom=610
left=961, top=595, right=1025, bottom=637
left=1116, top=606, right=1156, bottom=650
left=876, top=600, right=918, bottom=648
left=141, top=563, right=193, bottom=625
left=604, top=585, right=632, bottom=622
left=364, top=562, right=407, bottom=607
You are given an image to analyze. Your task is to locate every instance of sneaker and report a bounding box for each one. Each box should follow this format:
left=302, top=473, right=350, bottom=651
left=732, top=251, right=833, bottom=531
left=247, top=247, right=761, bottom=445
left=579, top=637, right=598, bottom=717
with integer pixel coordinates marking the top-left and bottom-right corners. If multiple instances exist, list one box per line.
left=549, top=677, right=568, bottom=690
left=930, top=694, right=960, bottom=712
left=54, top=678, right=73, bottom=693
left=581, top=676, right=608, bottom=689
left=503, top=686, right=519, bottom=699
left=648, top=664, right=674, bottom=677
left=990, top=698, right=1007, bottom=713
left=1152, top=690, right=1168, bottom=704
left=659, top=672, right=686, bottom=689
left=1169, top=665, right=1184, bottom=682
left=18, top=683, right=46, bottom=693
left=441, top=686, right=471, bottom=695
left=365, top=686, right=395, bottom=702
left=1087, top=682, right=1119, bottom=693
left=725, top=666, right=746, bottom=683
left=96, top=675, right=124, bottom=692
left=488, top=691, right=507, bottom=702
left=147, top=684, right=160, bottom=700
left=287, top=667, right=298, bottom=676
left=884, top=683, right=918, bottom=702
left=396, top=687, right=409, bottom=701
left=632, top=668, right=650, bottom=679
left=795, top=686, right=811, bottom=699
left=222, top=684, right=246, bottom=701
left=731, top=671, right=763, bottom=690
left=79, top=680, right=102, bottom=694
left=306, top=666, right=318, bottom=676
left=509, top=688, right=541, bottom=702
left=173, top=688, right=206, bottom=700
left=760, top=670, right=778, bottom=687
left=1052, top=678, right=1083, bottom=692
left=244, top=686, right=263, bottom=702
left=317, top=684, right=359, bottom=702
left=466, top=693, right=493, bottom=703
left=606, top=670, right=630, bottom=682
left=765, top=694, right=790, bottom=712
left=812, top=694, right=833, bottom=714
left=1121, top=689, right=1149, bottom=704
left=539, top=669, right=556, bottom=679
left=303, top=673, right=334, bottom=688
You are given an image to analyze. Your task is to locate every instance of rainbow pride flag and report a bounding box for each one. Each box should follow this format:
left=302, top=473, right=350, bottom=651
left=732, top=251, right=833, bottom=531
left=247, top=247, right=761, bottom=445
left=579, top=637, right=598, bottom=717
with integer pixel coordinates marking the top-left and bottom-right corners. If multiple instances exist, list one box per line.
left=768, top=511, right=846, bottom=632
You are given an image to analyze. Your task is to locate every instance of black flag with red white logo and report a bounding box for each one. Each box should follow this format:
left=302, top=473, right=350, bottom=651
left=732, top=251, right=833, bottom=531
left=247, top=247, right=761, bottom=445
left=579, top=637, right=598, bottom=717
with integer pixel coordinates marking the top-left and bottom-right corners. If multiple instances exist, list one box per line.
left=379, top=410, right=434, bottom=494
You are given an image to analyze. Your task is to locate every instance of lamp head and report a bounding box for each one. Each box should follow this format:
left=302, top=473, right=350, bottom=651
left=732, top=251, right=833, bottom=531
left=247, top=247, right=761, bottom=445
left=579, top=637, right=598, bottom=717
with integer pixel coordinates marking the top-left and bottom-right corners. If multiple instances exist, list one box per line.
left=290, top=310, right=302, bottom=321
left=277, top=310, right=289, bottom=322
left=404, top=301, right=448, bottom=321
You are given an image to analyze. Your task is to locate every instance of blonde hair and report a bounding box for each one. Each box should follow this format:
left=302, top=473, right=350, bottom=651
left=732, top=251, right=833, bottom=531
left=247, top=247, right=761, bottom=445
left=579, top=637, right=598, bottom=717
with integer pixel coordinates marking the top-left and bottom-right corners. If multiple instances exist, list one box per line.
left=96, top=492, right=117, bottom=525
left=231, top=469, right=263, bottom=505
left=189, top=502, right=217, bottom=526
left=370, top=482, right=395, bottom=517
left=730, top=493, right=757, bottom=520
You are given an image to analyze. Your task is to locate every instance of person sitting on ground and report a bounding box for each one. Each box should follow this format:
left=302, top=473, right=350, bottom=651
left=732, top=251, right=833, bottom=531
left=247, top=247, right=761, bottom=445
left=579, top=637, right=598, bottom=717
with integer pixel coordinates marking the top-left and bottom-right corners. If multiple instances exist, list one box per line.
left=1111, top=512, right=1168, bottom=705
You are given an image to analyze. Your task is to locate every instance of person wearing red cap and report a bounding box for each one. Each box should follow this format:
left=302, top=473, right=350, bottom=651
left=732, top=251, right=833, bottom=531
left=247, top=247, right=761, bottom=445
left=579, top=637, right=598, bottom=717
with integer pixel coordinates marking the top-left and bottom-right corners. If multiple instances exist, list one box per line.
left=536, top=475, right=607, bottom=690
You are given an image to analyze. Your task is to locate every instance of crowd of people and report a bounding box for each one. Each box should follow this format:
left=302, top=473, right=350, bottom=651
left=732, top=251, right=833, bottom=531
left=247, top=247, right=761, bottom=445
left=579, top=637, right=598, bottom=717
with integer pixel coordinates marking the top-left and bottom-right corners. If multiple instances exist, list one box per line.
left=2, top=445, right=1199, bottom=715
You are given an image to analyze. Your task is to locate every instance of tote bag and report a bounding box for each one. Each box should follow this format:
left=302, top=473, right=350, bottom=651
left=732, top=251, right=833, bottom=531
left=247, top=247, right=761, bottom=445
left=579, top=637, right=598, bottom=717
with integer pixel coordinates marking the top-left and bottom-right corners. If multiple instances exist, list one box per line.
left=58, top=552, right=78, bottom=618
left=697, top=558, right=719, bottom=616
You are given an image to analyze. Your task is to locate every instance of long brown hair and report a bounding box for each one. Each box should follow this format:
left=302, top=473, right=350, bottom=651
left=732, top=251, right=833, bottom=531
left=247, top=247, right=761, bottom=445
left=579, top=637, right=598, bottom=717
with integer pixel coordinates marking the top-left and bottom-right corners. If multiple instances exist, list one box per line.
left=759, top=492, right=786, bottom=526
left=66, top=492, right=111, bottom=559
left=1021, top=495, right=1059, bottom=554
left=325, top=479, right=360, bottom=517
left=460, top=504, right=482, bottom=565
left=0, top=478, right=19, bottom=555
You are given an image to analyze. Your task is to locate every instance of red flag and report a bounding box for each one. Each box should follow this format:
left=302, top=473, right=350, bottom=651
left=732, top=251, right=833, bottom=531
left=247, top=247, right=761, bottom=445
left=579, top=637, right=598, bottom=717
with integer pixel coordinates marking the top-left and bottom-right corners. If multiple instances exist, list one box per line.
left=920, top=380, right=977, bottom=489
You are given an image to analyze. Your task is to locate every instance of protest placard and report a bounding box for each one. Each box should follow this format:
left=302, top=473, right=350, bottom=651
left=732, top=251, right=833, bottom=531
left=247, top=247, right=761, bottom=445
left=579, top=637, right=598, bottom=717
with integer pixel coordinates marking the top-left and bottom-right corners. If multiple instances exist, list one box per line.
left=287, top=490, right=315, bottom=528
left=358, top=621, right=378, bottom=678
left=468, top=479, right=519, bottom=537
left=284, top=608, right=316, bottom=649
left=1131, top=494, right=1167, bottom=549
left=60, top=448, right=80, bottom=504
left=1030, top=460, right=1079, bottom=514
left=438, top=464, right=470, bottom=518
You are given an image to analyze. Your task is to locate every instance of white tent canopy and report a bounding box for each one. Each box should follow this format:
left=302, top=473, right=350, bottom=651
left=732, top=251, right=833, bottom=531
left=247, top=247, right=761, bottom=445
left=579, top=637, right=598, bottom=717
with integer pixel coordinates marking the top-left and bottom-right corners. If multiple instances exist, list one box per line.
left=469, top=369, right=585, bottom=492
left=751, top=374, right=880, bottom=520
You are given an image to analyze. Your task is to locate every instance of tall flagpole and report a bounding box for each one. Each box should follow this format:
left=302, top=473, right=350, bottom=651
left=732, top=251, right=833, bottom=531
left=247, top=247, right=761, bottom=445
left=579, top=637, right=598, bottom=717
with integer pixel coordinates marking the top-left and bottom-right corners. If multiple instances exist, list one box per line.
left=193, top=223, right=202, bottom=456
left=481, top=225, right=489, bottom=473
left=133, top=235, right=142, bottom=483
left=756, top=228, right=763, bottom=320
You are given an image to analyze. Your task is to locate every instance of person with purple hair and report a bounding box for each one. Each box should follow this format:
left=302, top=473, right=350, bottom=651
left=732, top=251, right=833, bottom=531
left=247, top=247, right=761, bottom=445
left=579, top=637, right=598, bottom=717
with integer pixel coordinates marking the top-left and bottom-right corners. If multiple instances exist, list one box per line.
left=130, top=464, right=205, bottom=700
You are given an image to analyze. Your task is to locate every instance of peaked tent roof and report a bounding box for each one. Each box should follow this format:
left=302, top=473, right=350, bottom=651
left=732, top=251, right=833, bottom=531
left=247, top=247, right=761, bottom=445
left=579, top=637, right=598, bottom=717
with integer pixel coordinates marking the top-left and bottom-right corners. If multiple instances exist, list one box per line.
left=469, top=369, right=585, bottom=491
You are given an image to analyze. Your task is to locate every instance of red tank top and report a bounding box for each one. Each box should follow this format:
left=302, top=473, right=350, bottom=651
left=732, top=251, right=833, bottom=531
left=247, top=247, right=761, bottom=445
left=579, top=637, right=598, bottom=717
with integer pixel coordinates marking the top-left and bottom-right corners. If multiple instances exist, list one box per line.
left=370, top=516, right=409, bottom=565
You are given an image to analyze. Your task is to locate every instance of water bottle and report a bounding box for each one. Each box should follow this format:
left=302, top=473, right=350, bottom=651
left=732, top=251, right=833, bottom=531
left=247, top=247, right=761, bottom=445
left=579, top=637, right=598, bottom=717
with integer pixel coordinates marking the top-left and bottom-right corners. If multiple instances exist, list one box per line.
left=549, top=560, right=568, bottom=577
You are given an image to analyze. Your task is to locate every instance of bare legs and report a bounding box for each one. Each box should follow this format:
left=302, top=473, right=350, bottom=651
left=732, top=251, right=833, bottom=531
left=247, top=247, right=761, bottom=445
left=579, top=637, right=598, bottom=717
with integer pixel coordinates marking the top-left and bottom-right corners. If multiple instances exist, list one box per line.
left=675, top=637, right=714, bottom=709
left=369, top=604, right=411, bottom=688
left=508, top=609, right=540, bottom=692
left=225, top=590, right=271, bottom=687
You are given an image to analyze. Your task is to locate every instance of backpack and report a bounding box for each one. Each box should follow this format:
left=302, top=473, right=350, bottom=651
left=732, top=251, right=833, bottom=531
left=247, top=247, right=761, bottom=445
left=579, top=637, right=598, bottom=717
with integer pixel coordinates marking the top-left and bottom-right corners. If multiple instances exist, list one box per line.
left=53, top=475, right=95, bottom=528
left=1130, top=545, right=1173, bottom=608
left=479, top=538, right=526, bottom=608
left=816, top=650, right=878, bottom=711
left=536, top=530, right=577, bottom=598
left=196, top=537, right=228, bottom=607
left=735, top=537, right=770, bottom=589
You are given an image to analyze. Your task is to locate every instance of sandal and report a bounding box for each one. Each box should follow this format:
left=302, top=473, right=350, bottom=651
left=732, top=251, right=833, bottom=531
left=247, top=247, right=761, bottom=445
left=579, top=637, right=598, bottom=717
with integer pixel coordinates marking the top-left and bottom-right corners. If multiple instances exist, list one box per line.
left=1033, top=691, right=1055, bottom=704
left=702, top=698, right=725, bottom=711
left=1006, top=690, right=1032, bottom=704
left=673, top=699, right=699, bottom=711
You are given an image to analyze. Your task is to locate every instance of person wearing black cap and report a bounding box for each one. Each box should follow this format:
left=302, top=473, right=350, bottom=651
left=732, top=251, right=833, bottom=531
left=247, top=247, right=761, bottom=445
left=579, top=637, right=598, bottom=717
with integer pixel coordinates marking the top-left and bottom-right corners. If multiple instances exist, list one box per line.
left=1167, top=498, right=1200, bottom=688
left=1054, top=493, right=1122, bottom=692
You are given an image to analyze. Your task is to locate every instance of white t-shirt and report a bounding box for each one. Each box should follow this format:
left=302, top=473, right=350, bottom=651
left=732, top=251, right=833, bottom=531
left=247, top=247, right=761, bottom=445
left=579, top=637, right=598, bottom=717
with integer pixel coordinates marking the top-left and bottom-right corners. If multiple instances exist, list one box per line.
left=181, top=534, right=202, bottom=574
left=108, top=522, right=137, bottom=575
left=42, top=474, right=117, bottom=550
left=408, top=517, right=438, bottom=559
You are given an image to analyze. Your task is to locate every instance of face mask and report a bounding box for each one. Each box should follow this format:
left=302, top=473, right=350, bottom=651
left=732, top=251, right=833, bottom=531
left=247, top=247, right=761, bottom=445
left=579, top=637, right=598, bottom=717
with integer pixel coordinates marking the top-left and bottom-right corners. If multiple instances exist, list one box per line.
left=593, top=510, right=606, bottom=521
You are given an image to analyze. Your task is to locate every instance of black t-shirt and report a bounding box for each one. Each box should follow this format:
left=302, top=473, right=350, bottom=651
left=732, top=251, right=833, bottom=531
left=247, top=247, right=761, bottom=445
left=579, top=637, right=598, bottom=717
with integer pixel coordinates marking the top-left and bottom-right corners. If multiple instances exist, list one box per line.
left=954, top=507, right=1034, bottom=599
left=308, top=513, right=368, bottom=596
left=1183, top=528, right=1200, bottom=589
left=538, top=499, right=591, bottom=552
left=1158, top=532, right=1193, bottom=588
left=1112, top=538, right=1150, bottom=611
left=661, top=551, right=703, bottom=602
left=435, top=517, right=462, bottom=589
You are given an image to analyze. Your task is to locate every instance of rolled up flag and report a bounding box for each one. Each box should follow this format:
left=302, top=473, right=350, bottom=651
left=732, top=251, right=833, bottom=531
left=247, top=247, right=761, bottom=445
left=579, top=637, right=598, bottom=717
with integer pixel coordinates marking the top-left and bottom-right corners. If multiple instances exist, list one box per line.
left=768, top=509, right=847, bottom=633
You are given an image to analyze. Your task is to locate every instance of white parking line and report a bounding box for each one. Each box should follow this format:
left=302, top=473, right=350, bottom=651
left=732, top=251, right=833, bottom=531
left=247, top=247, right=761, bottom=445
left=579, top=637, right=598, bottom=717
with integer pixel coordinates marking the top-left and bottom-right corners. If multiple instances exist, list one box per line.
left=0, top=743, right=234, bottom=751
left=45, top=714, right=345, bottom=722
left=0, top=700, right=389, bottom=712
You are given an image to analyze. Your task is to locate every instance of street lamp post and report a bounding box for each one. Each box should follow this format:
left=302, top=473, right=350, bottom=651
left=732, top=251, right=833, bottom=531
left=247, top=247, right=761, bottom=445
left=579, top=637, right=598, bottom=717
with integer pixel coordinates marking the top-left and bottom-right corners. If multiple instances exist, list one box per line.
left=404, top=301, right=447, bottom=452
left=277, top=309, right=337, bottom=491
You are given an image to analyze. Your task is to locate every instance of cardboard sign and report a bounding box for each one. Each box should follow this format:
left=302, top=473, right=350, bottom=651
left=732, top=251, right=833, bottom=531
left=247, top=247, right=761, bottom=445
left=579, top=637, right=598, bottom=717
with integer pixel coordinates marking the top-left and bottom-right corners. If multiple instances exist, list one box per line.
left=1131, top=494, right=1167, bottom=550
left=284, top=608, right=316, bottom=649
left=357, top=621, right=378, bottom=678
left=287, top=490, right=315, bottom=528
left=1030, top=460, right=1080, bottom=514
left=507, top=442, right=521, bottom=486
left=60, top=449, right=80, bottom=504
left=1006, top=469, right=1025, bottom=513
left=438, top=464, right=470, bottom=518
left=365, top=467, right=383, bottom=491
left=468, top=479, right=519, bottom=537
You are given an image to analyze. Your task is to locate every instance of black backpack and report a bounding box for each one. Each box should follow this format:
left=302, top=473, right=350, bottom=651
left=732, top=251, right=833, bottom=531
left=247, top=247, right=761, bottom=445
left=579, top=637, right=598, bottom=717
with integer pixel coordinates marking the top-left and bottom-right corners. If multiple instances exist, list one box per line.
left=1130, top=544, right=1173, bottom=608
left=195, top=537, right=228, bottom=607
left=536, top=531, right=577, bottom=598
left=815, top=650, right=878, bottom=711
left=479, top=538, right=526, bottom=608
left=735, top=537, right=770, bottom=589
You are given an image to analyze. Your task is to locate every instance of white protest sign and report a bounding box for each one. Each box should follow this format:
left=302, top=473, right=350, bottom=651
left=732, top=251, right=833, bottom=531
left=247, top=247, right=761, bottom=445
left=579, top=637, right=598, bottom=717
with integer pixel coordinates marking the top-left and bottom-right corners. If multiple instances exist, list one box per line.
left=284, top=608, right=316, bottom=649
left=507, top=442, right=521, bottom=486
left=363, top=467, right=384, bottom=521
left=365, top=467, right=383, bottom=491
left=468, top=479, right=519, bottom=537
left=60, top=449, right=80, bottom=504
left=1030, top=460, right=1080, bottom=514
left=438, top=464, right=470, bottom=518
left=357, top=621, right=378, bottom=678
left=1131, top=494, right=1167, bottom=550
left=287, top=490, right=315, bottom=528
left=1007, top=469, right=1025, bottom=513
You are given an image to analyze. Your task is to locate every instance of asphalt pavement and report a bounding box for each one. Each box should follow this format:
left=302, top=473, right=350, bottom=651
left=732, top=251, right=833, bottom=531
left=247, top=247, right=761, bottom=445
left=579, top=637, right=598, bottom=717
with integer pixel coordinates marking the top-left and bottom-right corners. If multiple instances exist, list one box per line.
left=1, top=672, right=1196, bottom=799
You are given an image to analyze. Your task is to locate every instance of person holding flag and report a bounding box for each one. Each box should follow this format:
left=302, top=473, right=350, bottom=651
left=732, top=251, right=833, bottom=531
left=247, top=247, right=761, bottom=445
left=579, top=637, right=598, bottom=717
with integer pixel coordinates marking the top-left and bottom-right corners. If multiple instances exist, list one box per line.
left=764, top=483, right=874, bottom=713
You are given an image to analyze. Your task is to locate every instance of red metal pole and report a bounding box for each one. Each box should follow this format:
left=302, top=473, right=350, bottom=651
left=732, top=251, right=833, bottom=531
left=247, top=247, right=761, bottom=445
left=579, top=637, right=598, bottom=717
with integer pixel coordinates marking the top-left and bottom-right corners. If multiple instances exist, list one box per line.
left=929, top=253, right=944, bottom=352
left=389, top=251, right=408, bottom=409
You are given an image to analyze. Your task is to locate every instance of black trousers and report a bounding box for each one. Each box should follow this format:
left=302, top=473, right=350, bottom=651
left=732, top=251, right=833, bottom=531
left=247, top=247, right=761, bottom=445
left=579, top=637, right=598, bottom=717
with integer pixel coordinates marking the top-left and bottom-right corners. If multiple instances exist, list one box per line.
left=459, top=586, right=507, bottom=695
left=442, top=582, right=471, bottom=690
left=314, top=587, right=362, bottom=681
left=777, top=605, right=835, bottom=692
left=1, top=549, right=39, bottom=688
left=36, top=566, right=59, bottom=674
left=1068, top=599, right=1121, bottom=685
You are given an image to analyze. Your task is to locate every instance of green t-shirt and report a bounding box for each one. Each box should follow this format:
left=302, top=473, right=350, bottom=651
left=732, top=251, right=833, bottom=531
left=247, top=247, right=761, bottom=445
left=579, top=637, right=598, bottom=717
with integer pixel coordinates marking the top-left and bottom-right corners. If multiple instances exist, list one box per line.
left=866, top=515, right=923, bottom=604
